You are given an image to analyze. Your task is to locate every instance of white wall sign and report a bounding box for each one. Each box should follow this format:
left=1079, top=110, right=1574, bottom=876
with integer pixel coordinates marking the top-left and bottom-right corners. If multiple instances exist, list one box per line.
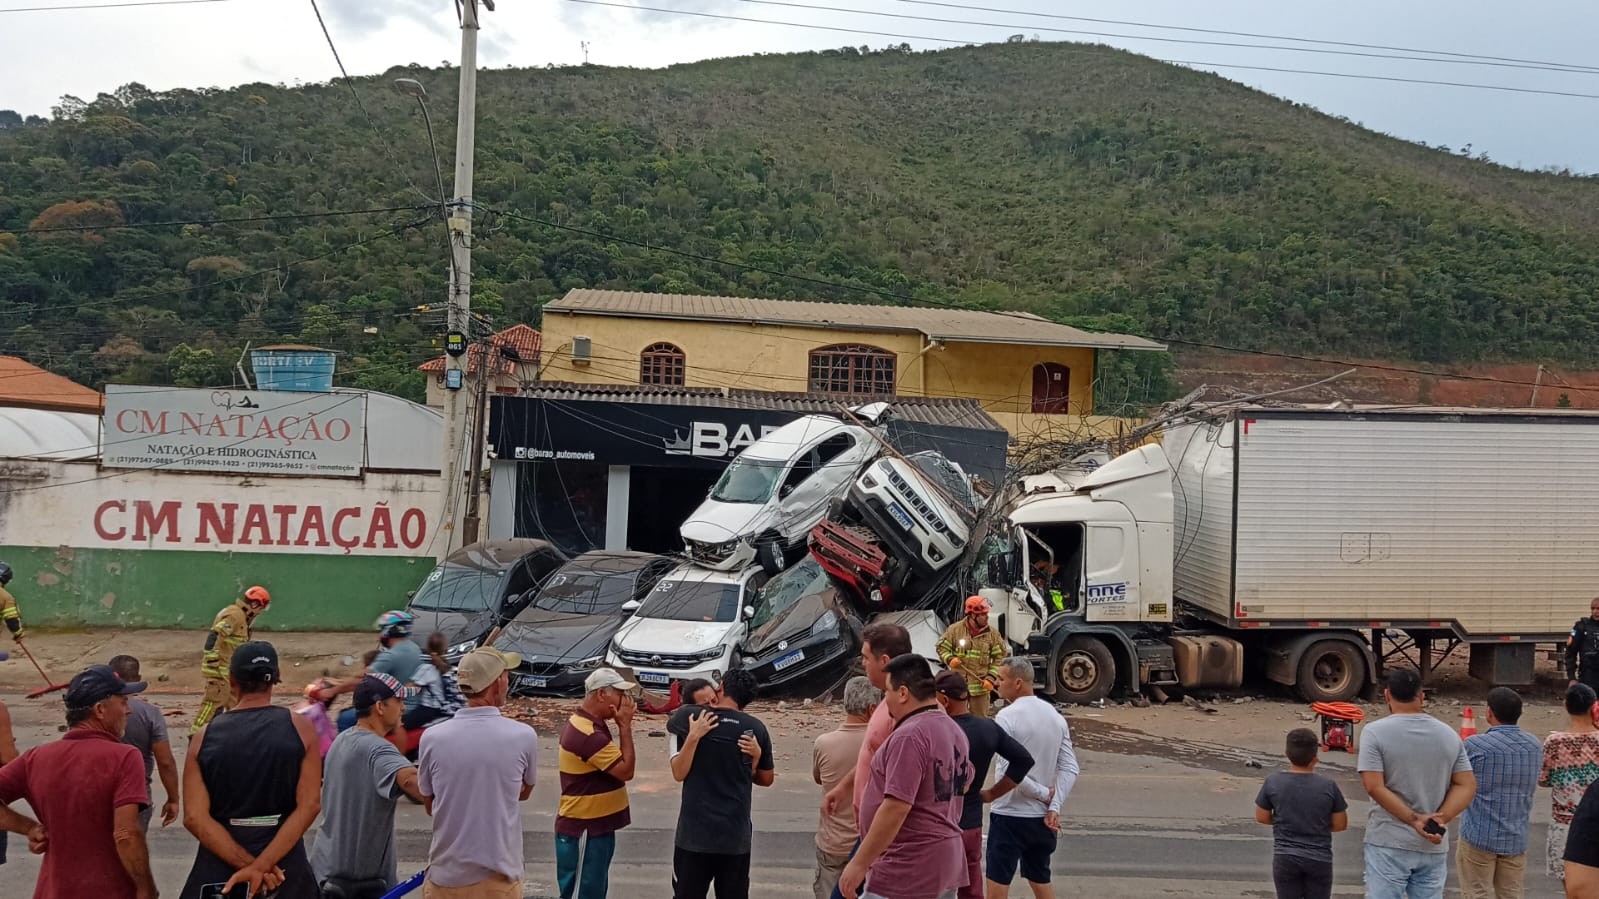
left=102, top=386, right=368, bottom=478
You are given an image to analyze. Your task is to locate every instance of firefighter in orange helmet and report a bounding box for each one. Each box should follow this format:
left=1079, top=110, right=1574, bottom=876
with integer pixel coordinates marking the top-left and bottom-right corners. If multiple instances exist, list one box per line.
left=191, top=585, right=271, bottom=734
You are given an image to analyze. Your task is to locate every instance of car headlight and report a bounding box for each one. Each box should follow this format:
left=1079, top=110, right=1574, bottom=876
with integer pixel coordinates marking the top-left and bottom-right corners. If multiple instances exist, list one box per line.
left=568, top=655, right=604, bottom=672
left=449, top=639, right=479, bottom=656
left=811, top=609, right=840, bottom=636
left=693, top=646, right=728, bottom=662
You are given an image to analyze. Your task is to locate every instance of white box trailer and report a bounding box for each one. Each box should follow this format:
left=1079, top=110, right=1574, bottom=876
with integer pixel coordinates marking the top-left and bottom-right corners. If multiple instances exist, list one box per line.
left=1166, top=406, right=1599, bottom=640
left=986, top=405, right=1598, bottom=703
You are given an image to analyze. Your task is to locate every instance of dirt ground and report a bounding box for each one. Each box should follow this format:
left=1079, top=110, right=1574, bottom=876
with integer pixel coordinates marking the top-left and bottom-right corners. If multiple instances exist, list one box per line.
left=0, top=627, right=1579, bottom=756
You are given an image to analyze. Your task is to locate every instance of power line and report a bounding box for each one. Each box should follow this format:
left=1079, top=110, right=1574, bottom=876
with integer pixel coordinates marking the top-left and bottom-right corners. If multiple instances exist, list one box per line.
left=0, top=214, right=433, bottom=320
left=482, top=203, right=1599, bottom=395
left=1, top=204, right=431, bottom=236
left=305, top=0, right=438, bottom=207
left=563, top=0, right=1599, bottom=101
left=0, top=0, right=239, bottom=11
left=736, top=0, right=1599, bottom=77
left=889, top=0, right=1599, bottom=74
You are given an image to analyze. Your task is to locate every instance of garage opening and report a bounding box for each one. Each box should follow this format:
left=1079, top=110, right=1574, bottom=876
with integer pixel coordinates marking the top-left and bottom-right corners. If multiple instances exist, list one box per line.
left=627, top=466, right=720, bottom=553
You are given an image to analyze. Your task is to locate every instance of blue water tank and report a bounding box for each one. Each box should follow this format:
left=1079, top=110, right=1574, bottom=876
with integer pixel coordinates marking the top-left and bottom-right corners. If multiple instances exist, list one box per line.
left=251, top=345, right=336, bottom=392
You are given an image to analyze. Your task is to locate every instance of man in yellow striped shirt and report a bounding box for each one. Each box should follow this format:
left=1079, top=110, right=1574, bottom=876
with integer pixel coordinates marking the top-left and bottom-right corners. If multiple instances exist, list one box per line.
left=556, top=669, right=639, bottom=899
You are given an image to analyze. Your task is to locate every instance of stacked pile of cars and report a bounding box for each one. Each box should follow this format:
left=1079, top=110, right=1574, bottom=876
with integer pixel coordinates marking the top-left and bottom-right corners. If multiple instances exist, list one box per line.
left=407, top=407, right=981, bottom=697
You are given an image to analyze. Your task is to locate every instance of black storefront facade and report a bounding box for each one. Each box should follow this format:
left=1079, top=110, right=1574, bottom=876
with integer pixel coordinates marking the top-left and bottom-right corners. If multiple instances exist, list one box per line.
left=486, top=383, right=1009, bottom=558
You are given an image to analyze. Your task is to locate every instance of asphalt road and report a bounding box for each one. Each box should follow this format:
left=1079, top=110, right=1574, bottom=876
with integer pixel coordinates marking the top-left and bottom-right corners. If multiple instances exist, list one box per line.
left=1, top=699, right=1570, bottom=898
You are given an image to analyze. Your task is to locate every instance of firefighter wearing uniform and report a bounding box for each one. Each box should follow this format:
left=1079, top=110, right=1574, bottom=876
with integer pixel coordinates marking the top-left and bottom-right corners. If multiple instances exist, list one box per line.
left=1567, top=597, right=1599, bottom=694
left=191, top=585, right=271, bottom=734
left=0, top=561, right=24, bottom=642
left=937, top=595, right=1007, bottom=718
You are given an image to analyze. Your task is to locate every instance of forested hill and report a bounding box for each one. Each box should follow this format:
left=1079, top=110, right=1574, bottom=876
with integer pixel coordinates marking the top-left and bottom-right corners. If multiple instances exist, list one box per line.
left=3, top=41, right=1599, bottom=401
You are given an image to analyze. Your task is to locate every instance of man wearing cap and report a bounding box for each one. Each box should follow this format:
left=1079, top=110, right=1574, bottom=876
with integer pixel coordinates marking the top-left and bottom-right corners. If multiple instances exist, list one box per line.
left=418, top=646, right=540, bottom=899
left=556, top=668, right=640, bottom=899
left=937, top=597, right=1006, bottom=718
left=0, top=665, right=157, bottom=899
left=312, top=673, right=425, bottom=898
left=193, top=584, right=272, bottom=734
left=933, top=670, right=1037, bottom=899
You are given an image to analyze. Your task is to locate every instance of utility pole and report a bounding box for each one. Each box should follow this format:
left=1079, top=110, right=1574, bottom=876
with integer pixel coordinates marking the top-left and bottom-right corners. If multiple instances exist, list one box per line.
left=462, top=340, right=493, bottom=544
left=439, top=0, right=490, bottom=560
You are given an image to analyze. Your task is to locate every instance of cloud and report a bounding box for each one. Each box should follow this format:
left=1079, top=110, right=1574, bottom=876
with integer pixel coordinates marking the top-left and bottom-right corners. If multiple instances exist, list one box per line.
left=320, top=0, right=451, bottom=39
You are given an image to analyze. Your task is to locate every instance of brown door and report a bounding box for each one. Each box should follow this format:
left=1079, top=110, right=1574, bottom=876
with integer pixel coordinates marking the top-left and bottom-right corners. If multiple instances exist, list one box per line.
left=1032, top=363, right=1070, bottom=414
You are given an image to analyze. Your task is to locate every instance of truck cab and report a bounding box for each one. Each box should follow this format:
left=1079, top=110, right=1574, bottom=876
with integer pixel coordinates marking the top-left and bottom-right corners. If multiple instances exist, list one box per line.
left=982, top=446, right=1179, bottom=702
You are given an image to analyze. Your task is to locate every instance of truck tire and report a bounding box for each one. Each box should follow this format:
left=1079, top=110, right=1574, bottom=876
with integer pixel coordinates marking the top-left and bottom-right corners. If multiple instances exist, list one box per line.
left=1295, top=640, right=1366, bottom=703
left=756, top=534, right=787, bottom=576
left=1052, top=636, right=1116, bottom=704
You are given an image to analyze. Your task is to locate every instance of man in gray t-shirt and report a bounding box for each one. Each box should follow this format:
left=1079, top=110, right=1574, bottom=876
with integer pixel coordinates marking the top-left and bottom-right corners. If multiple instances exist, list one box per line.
left=110, top=655, right=178, bottom=831
left=310, top=673, right=423, bottom=892
left=1357, top=668, right=1477, bottom=899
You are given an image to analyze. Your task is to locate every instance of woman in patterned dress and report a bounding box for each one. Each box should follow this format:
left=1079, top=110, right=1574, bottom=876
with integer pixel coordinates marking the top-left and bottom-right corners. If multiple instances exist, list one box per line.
left=1541, top=683, right=1599, bottom=880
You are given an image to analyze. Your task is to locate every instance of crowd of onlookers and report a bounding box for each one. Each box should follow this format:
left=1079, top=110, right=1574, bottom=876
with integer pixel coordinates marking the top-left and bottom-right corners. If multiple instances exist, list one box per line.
left=1254, top=669, right=1599, bottom=899
left=3, top=630, right=1599, bottom=899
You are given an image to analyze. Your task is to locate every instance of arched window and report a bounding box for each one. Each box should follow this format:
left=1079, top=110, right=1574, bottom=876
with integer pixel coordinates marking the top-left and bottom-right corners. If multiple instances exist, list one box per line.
left=1031, top=362, right=1070, bottom=413
left=808, top=344, right=896, bottom=396
left=639, top=342, right=685, bottom=386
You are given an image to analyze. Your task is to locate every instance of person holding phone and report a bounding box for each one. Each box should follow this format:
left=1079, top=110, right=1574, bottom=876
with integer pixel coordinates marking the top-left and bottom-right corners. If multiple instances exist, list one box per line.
left=1358, top=668, right=1478, bottom=899
left=180, top=641, right=322, bottom=899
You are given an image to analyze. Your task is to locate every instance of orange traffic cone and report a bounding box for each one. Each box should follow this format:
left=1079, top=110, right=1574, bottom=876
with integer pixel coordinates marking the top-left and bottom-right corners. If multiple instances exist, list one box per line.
left=1460, top=707, right=1478, bottom=739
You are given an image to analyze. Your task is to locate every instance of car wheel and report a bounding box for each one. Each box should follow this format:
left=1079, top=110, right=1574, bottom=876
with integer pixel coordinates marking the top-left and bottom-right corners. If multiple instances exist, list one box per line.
left=756, top=534, right=787, bottom=575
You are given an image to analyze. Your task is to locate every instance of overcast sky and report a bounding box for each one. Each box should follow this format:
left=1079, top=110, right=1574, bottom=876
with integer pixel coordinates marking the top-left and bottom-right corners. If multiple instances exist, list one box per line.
left=2, top=0, right=1595, bottom=173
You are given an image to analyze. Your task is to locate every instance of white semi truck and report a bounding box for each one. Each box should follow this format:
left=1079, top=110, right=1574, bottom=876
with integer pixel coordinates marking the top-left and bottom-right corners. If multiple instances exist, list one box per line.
left=978, top=406, right=1599, bottom=703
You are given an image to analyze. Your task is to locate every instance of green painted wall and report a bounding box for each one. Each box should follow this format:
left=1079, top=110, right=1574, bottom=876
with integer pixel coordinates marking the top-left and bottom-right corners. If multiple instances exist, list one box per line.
left=0, top=545, right=435, bottom=630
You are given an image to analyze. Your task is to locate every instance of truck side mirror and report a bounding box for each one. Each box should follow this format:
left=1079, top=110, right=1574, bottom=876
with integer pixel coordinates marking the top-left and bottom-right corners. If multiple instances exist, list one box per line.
left=621, top=599, right=641, bottom=618
left=406, top=590, right=416, bottom=600
left=987, top=556, right=1005, bottom=585
left=744, top=604, right=756, bottom=620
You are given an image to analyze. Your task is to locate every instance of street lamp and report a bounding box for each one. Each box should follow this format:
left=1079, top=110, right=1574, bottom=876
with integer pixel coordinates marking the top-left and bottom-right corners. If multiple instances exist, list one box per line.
left=393, top=78, right=450, bottom=216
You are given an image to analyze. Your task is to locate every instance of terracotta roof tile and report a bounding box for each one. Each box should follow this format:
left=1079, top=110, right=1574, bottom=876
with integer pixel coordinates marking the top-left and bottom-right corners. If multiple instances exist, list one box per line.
left=0, top=356, right=103, bottom=413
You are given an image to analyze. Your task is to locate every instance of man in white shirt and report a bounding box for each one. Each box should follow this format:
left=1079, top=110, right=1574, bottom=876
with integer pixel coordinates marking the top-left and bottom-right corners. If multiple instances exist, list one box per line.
left=417, top=647, right=540, bottom=899
left=988, top=656, right=1079, bottom=899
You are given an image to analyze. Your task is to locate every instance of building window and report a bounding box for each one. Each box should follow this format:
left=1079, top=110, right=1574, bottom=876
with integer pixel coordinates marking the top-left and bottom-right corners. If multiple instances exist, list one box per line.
left=639, top=342, right=686, bottom=386
left=1031, top=362, right=1070, bottom=414
left=808, top=344, right=896, bottom=396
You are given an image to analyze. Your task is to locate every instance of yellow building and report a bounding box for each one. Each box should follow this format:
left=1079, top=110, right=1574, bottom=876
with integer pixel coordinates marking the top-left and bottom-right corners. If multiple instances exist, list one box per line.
left=538, top=290, right=1164, bottom=439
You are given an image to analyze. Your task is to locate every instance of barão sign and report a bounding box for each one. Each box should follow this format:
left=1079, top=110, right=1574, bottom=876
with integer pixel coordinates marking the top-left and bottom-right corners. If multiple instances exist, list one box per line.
left=102, top=386, right=368, bottom=478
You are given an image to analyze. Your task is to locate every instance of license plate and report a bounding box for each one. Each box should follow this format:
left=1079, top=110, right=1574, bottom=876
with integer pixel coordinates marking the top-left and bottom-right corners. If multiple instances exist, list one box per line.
left=773, top=649, right=805, bottom=671
left=887, top=502, right=914, bottom=530
left=521, top=676, right=548, bottom=689
left=637, top=671, right=671, bottom=686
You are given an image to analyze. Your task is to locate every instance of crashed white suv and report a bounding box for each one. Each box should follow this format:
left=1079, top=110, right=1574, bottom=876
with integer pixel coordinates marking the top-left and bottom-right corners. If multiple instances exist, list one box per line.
left=681, top=414, right=880, bottom=572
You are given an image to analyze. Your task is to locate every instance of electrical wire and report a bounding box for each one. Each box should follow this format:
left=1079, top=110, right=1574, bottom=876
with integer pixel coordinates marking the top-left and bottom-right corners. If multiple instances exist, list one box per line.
left=0, top=214, right=434, bottom=321
left=485, top=204, right=1599, bottom=396
left=735, top=0, right=1599, bottom=77
left=0, top=205, right=432, bottom=236
left=889, top=0, right=1599, bottom=74
left=561, top=0, right=1599, bottom=101
left=305, top=0, right=439, bottom=208
left=0, top=0, right=239, bottom=10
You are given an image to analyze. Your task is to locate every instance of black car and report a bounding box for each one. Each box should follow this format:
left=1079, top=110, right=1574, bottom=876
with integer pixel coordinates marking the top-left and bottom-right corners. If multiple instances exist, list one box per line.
left=405, top=539, right=568, bottom=656
left=739, top=557, right=862, bottom=694
left=496, top=551, right=677, bottom=696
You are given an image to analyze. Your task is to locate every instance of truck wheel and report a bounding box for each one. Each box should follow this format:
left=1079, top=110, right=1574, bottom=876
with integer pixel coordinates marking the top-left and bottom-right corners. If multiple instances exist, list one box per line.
left=756, top=535, right=787, bottom=575
left=1295, top=641, right=1366, bottom=703
left=1052, top=636, right=1116, bottom=704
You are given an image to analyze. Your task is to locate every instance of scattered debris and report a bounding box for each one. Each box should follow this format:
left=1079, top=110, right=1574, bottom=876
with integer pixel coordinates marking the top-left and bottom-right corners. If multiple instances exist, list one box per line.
left=1244, top=758, right=1264, bottom=769
left=1130, top=694, right=1152, bottom=709
left=1089, top=699, right=1107, bottom=709
left=1183, top=695, right=1219, bottom=715
left=157, top=674, right=170, bottom=683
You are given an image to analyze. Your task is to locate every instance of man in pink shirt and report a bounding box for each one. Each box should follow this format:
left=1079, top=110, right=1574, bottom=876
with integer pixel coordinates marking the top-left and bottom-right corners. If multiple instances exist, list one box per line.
left=821, top=622, right=913, bottom=899
left=840, top=653, right=973, bottom=899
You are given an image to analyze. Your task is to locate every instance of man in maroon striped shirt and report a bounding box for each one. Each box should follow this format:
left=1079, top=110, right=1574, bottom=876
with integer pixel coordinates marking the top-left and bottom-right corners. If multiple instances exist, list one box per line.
left=556, top=669, right=640, bottom=899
